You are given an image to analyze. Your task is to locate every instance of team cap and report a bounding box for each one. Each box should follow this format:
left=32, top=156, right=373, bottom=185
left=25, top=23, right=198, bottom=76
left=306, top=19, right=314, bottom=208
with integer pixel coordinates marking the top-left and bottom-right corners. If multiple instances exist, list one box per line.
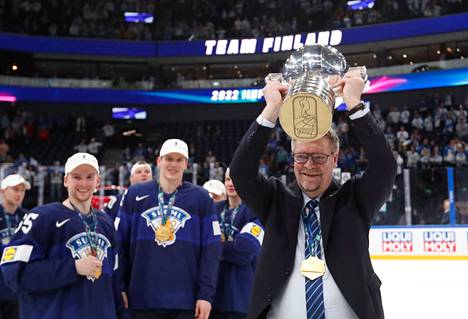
left=203, top=179, right=226, bottom=196
left=65, top=152, right=100, bottom=175
left=1, top=174, right=31, bottom=190
left=159, top=139, right=189, bottom=159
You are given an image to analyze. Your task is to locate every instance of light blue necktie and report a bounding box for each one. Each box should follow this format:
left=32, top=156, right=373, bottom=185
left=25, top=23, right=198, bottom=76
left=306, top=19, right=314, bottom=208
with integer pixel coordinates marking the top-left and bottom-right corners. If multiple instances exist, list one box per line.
left=302, top=200, right=325, bottom=319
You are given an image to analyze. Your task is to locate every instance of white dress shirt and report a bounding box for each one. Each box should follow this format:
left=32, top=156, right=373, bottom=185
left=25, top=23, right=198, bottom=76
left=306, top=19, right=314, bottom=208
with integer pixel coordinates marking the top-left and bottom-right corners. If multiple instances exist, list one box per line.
left=267, top=194, right=358, bottom=319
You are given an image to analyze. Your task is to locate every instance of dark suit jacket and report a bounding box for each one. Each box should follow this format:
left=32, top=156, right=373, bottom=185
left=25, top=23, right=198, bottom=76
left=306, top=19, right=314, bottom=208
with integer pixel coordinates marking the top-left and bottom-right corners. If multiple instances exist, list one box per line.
left=230, top=113, right=397, bottom=319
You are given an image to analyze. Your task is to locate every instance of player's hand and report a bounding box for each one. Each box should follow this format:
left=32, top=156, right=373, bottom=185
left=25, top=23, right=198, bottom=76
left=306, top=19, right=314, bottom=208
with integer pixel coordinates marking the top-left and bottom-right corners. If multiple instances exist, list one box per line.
left=74, top=255, right=102, bottom=277
left=121, top=291, right=129, bottom=309
left=334, top=72, right=365, bottom=110
left=261, top=80, right=289, bottom=123
left=194, top=299, right=211, bottom=319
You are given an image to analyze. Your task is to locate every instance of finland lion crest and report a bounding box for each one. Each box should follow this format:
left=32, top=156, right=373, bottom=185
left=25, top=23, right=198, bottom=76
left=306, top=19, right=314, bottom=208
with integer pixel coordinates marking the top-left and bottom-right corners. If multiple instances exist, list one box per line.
left=141, top=205, right=191, bottom=247
left=66, top=232, right=111, bottom=281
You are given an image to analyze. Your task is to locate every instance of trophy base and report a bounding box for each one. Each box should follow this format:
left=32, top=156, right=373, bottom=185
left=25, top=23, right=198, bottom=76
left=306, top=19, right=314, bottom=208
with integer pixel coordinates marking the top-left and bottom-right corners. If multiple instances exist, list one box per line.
left=279, top=92, right=332, bottom=141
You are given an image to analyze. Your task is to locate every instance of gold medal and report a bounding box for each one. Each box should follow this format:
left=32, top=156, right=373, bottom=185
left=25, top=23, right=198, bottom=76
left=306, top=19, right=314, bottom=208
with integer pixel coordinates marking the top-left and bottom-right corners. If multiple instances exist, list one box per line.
left=221, top=233, right=226, bottom=242
left=300, top=256, right=325, bottom=281
left=86, top=251, right=102, bottom=280
left=155, top=220, right=174, bottom=243
left=94, top=265, right=102, bottom=280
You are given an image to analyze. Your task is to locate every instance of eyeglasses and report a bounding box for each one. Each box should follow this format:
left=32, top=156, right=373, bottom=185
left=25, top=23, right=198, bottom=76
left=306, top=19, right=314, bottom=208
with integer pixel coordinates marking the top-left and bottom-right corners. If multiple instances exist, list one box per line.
left=292, top=153, right=332, bottom=165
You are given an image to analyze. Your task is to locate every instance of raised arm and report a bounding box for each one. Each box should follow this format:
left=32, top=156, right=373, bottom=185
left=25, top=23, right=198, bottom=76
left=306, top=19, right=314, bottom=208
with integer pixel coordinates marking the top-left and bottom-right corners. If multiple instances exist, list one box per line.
left=350, top=114, right=397, bottom=224
left=338, top=71, right=397, bottom=224
left=230, top=81, right=289, bottom=224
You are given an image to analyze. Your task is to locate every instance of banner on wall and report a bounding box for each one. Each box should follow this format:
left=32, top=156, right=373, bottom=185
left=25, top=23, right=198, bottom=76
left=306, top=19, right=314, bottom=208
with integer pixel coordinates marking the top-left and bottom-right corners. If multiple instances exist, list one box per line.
left=1, top=67, right=467, bottom=106
left=0, top=13, right=467, bottom=57
left=369, top=227, right=468, bottom=259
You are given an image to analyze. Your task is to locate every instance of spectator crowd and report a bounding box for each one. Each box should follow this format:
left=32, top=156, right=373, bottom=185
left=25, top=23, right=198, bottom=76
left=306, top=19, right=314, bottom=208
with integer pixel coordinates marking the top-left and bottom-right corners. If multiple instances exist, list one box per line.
left=0, top=0, right=465, bottom=41
left=0, top=91, right=467, bottom=221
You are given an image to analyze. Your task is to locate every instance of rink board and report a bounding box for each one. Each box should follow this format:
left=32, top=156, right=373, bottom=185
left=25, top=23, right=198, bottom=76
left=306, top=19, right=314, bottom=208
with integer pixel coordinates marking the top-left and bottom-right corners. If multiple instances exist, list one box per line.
left=369, top=226, right=468, bottom=260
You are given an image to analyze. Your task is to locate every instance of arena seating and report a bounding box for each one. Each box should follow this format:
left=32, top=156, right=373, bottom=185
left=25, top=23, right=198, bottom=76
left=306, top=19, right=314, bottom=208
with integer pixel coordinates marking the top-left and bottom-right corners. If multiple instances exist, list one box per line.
left=0, top=0, right=465, bottom=41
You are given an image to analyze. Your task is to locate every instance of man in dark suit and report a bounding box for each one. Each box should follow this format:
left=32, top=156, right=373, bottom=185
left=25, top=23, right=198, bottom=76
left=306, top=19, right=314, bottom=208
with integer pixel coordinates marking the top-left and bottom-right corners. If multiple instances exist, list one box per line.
left=230, top=72, right=396, bottom=319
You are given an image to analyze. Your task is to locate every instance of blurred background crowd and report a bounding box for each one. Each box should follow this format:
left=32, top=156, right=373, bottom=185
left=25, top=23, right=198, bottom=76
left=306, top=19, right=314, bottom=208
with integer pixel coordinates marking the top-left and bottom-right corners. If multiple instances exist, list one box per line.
left=0, top=0, right=467, bottom=226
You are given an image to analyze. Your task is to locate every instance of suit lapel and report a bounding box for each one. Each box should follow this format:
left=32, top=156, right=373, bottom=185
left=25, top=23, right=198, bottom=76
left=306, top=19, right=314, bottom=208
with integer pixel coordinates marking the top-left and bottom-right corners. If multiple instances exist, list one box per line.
left=286, top=182, right=304, bottom=253
left=319, top=180, right=340, bottom=252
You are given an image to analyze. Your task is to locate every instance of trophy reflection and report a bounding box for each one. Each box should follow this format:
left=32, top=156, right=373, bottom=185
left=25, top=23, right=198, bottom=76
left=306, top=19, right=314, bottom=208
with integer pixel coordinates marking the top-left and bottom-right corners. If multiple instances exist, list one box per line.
left=266, top=44, right=367, bottom=141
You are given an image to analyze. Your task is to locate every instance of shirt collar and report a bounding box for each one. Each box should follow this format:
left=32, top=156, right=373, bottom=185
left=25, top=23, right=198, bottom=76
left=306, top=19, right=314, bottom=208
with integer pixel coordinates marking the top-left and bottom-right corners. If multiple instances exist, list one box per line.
left=302, top=192, right=320, bottom=210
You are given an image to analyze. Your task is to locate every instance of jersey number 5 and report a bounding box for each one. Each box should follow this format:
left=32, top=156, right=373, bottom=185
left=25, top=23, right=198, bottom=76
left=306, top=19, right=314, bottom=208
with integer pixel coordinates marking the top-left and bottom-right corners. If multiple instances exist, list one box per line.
left=15, top=213, right=39, bottom=234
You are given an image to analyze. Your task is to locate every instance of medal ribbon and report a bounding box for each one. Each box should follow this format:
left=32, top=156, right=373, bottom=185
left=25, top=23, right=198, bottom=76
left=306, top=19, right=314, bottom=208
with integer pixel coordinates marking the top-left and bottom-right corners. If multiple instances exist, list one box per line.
left=69, top=202, right=99, bottom=256
left=220, top=205, right=239, bottom=238
left=3, top=213, right=19, bottom=244
left=4, top=213, right=19, bottom=236
left=158, top=188, right=177, bottom=225
left=302, top=200, right=321, bottom=257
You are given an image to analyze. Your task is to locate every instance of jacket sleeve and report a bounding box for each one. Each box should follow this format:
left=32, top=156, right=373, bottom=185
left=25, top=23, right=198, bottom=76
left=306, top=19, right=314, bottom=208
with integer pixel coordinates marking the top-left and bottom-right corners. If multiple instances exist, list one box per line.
left=108, top=219, right=125, bottom=319
left=103, top=194, right=122, bottom=221
left=0, top=211, right=80, bottom=293
left=229, top=121, right=277, bottom=225
left=350, top=113, right=397, bottom=225
left=115, top=189, right=132, bottom=293
left=196, top=194, right=222, bottom=303
left=222, top=216, right=264, bottom=266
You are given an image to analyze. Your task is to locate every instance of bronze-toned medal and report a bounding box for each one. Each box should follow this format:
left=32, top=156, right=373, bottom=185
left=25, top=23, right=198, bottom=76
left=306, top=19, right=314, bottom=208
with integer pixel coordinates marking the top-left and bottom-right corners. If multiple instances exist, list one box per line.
left=300, top=256, right=325, bottom=281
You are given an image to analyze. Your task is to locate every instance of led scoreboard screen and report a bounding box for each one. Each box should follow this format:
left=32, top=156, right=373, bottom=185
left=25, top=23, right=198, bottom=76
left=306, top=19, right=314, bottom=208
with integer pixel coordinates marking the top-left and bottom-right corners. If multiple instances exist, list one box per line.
left=1, top=67, right=467, bottom=105
left=210, top=89, right=263, bottom=103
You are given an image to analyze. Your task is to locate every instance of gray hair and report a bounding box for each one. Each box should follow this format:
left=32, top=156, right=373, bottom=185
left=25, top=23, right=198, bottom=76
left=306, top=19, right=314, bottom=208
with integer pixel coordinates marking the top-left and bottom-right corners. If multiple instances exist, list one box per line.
left=291, top=128, right=340, bottom=154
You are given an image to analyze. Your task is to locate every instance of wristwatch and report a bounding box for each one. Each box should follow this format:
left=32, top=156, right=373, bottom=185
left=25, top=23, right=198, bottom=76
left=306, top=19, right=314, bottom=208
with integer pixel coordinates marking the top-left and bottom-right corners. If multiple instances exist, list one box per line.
left=348, top=102, right=366, bottom=116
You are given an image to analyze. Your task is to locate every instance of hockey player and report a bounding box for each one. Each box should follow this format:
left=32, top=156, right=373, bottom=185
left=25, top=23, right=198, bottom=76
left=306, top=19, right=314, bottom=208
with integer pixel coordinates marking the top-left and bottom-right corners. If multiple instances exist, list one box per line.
left=0, top=174, right=30, bottom=319
left=116, top=138, right=222, bottom=319
left=211, top=168, right=264, bottom=319
left=203, top=179, right=226, bottom=203
left=0, top=153, right=119, bottom=319
left=104, top=160, right=153, bottom=220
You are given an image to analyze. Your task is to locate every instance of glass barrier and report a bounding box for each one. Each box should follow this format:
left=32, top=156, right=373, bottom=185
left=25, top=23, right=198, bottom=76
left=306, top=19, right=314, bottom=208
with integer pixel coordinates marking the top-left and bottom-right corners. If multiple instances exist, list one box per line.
left=454, top=167, right=468, bottom=224
left=408, top=167, right=449, bottom=225
left=372, top=169, right=407, bottom=226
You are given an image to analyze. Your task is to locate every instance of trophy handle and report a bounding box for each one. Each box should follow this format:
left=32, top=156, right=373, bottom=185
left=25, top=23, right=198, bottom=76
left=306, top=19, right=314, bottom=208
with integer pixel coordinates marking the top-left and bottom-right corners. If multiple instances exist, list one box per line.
left=331, top=66, right=368, bottom=97
left=265, top=73, right=286, bottom=85
left=347, top=66, right=368, bottom=82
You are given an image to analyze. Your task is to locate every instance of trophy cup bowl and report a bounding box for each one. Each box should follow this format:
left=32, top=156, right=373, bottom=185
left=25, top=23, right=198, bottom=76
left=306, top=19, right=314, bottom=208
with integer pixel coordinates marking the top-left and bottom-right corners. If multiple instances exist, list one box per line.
left=266, top=44, right=353, bottom=141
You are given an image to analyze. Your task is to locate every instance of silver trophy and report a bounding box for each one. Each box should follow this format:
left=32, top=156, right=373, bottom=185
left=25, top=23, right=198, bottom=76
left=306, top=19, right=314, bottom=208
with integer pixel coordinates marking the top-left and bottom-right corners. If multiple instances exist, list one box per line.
left=266, top=44, right=367, bottom=141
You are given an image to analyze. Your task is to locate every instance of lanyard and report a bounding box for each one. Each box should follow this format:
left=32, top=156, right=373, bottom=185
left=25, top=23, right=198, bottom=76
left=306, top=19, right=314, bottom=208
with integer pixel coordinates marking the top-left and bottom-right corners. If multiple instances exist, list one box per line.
left=157, top=188, right=177, bottom=225
left=220, top=204, right=240, bottom=237
left=4, top=212, right=19, bottom=237
left=69, top=201, right=99, bottom=256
